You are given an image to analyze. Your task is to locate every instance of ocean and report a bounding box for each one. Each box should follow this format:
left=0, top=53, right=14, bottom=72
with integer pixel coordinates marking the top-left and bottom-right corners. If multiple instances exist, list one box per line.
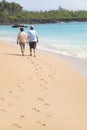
left=0, top=22, right=87, bottom=76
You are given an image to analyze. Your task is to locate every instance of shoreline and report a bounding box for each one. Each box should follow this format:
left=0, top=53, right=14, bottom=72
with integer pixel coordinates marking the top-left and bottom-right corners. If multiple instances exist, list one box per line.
left=56, top=53, right=87, bottom=77
left=1, top=18, right=87, bottom=25
left=37, top=47, right=87, bottom=77
left=1, top=39, right=87, bottom=77
left=0, top=40, right=87, bottom=130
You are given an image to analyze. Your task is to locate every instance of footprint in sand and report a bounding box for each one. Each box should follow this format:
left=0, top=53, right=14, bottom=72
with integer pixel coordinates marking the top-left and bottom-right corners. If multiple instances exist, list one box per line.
left=36, top=63, right=39, bottom=66
left=34, top=65, right=42, bottom=71
left=39, top=84, right=48, bottom=90
left=46, top=114, right=52, bottom=118
left=20, top=115, right=26, bottom=119
left=36, top=121, right=46, bottom=126
left=18, top=115, right=26, bottom=120
left=17, top=80, right=24, bottom=85
left=17, top=79, right=23, bottom=84
left=37, top=97, right=45, bottom=102
left=39, top=83, right=44, bottom=86
left=43, top=86, right=48, bottom=90
left=35, top=68, right=39, bottom=71
left=44, top=103, right=49, bottom=106
left=44, top=80, right=48, bottom=84
left=21, top=115, right=25, bottom=118
left=0, top=97, right=5, bottom=101
left=12, top=123, right=22, bottom=128
left=16, top=84, right=22, bottom=88
left=40, top=78, right=44, bottom=81
left=16, top=84, right=25, bottom=91
left=1, top=109, right=8, bottom=113
left=8, top=102, right=13, bottom=106
left=31, top=61, right=35, bottom=64
left=18, top=80, right=24, bottom=84
left=32, top=107, right=40, bottom=112
left=40, top=78, right=48, bottom=84
left=48, top=74, right=54, bottom=79
left=8, top=90, right=13, bottom=94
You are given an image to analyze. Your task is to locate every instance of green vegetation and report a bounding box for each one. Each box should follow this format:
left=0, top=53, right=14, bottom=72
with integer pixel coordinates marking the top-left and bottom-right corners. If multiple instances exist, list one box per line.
left=0, top=0, right=87, bottom=24
left=0, top=0, right=22, bottom=18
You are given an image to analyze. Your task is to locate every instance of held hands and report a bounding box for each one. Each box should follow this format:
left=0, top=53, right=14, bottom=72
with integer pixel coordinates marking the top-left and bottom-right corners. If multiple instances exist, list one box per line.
left=26, top=40, right=29, bottom=44
left=37, top=39, right=39, bottom=43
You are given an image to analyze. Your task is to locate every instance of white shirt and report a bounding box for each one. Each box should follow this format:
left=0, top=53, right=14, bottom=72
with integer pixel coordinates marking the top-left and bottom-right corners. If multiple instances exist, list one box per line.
left=17, top=31, right=27, bottom=43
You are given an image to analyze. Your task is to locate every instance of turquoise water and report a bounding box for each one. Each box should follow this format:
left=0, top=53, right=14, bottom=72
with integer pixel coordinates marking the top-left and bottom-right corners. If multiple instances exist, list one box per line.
left=0, top=22, right=87, bottom=58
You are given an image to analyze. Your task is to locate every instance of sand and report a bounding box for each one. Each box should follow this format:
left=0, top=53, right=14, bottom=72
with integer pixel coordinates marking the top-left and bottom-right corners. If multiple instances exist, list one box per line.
left=0, top=41, right=87, bottom=130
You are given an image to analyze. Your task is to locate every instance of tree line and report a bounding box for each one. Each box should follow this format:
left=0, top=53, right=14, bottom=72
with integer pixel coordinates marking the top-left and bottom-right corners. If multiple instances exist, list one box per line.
left=0, top=0, right=87, bottom=24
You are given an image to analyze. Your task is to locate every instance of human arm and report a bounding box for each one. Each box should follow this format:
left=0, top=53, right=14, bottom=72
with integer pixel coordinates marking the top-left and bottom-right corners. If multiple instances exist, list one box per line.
left=27, top=35, right=30, bottom=43
left=36, top=36, right=39, bottom=43
left=17, top=33, right=19, bottom=44
left=35, top=31, right=39, bottom=43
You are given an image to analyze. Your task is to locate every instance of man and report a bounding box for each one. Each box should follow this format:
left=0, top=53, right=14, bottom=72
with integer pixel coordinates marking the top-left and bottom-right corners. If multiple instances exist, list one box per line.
left=17, top=27, right=27, bottom=56
left=27, top=25, right=38, bottom=57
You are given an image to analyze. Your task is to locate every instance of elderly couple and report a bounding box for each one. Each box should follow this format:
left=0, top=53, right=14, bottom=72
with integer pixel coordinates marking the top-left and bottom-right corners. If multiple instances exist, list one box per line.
left=17, top=25, right=39, bottom=57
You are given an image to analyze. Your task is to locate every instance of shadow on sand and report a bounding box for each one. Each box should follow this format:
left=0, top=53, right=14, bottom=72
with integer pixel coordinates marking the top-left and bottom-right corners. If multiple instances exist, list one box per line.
left=5, top=53, right=22, bottom=56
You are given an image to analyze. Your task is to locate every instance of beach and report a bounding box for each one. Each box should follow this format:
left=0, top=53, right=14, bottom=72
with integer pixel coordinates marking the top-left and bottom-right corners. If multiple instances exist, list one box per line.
left=0, top=40, right=87, bottom=130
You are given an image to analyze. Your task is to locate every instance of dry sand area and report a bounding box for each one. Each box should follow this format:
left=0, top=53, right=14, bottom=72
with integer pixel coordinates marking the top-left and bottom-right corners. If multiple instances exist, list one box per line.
left=0, top=41, right=87, bottom=130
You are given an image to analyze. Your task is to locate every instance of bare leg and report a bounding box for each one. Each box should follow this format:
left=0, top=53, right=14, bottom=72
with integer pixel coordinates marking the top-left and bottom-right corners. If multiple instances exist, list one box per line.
left=23, top=43, right=25, bottom=56
left=20, top=42, right=25, bottom=56
left=30, top=48, right=32, bottom=56
left=20, top=43, right=23, bottom=56
left=33, top=49, right=36, bottom=57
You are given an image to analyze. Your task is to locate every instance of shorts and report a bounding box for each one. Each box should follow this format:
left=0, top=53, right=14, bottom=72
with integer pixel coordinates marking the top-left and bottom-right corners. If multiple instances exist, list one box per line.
left=29, top=42, right=36, bottom=49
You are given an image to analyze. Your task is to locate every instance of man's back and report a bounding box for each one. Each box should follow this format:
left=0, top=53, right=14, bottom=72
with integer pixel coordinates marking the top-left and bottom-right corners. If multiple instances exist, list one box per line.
left=28, top=30, right=38, bottom=42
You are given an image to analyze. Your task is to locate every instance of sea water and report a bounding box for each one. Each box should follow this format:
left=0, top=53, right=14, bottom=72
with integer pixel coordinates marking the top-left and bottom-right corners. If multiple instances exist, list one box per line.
left=0, top=22, right=87, bottom=59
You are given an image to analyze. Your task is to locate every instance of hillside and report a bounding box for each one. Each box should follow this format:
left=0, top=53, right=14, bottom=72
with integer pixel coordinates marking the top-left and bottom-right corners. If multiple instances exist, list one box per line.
left=0, top=0, right=87, bottom=24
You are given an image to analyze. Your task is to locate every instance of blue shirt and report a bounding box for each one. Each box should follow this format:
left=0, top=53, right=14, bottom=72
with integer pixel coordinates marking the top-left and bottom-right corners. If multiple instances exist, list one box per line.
left=28, top=30, right=38, bottom=42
